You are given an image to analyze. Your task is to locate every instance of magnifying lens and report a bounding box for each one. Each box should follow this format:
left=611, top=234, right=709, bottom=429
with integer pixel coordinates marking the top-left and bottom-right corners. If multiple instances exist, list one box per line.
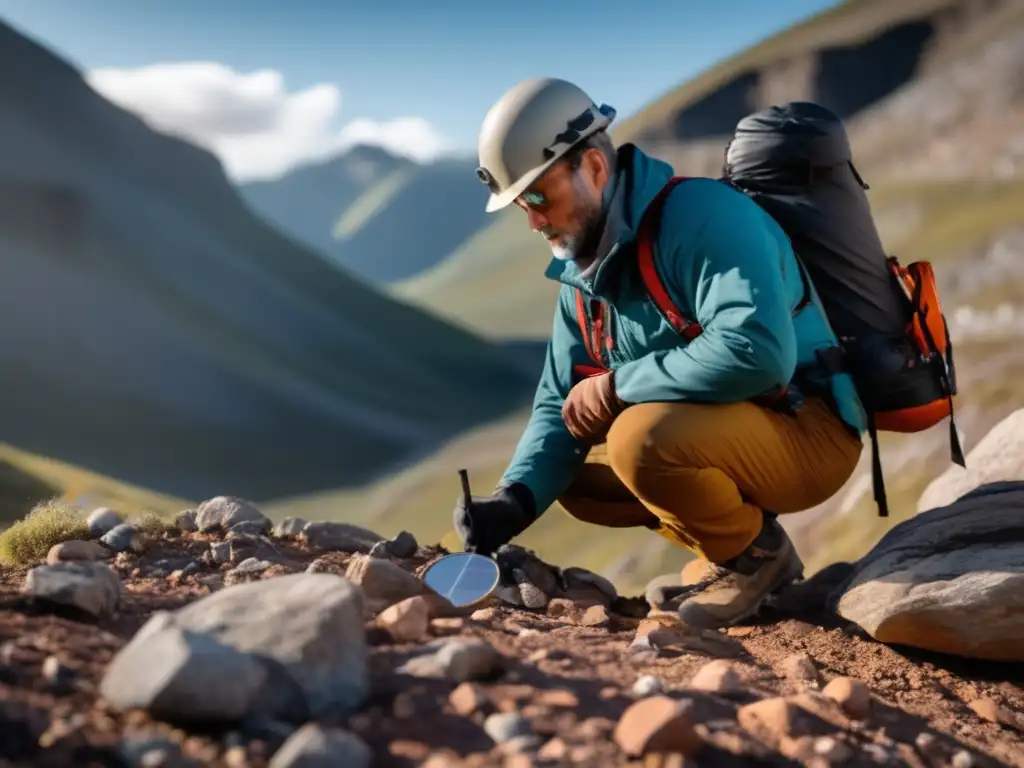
left=421, top=469, right=502, bottom=607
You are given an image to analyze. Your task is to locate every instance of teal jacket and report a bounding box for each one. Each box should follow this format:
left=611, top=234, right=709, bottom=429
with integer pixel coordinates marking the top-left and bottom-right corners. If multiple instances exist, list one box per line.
left=499, top=145, right=866, bottom=516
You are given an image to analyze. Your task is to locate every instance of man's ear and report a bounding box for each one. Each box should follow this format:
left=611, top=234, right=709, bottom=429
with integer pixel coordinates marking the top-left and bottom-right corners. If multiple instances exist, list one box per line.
left=581, top=147, right=610, bottom=192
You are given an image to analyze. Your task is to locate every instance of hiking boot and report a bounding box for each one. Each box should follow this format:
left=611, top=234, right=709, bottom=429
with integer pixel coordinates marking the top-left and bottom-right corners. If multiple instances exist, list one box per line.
left=674, top=515, right=805, bottom=629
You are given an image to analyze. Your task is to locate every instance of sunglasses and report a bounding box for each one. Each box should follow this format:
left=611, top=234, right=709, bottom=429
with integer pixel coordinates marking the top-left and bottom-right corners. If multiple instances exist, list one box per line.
left=518, top=190, right=548, bottom=208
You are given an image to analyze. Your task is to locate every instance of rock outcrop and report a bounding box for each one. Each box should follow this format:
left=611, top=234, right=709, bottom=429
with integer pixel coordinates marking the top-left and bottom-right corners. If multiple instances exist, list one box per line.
left=832, top=480, right=1024, bottom=662
left=917, top=408, right=1024, bottom=513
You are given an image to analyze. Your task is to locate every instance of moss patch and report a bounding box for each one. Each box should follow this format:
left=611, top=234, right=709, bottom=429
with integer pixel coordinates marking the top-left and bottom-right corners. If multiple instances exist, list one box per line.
left=0, top=500, right=91, bottom=566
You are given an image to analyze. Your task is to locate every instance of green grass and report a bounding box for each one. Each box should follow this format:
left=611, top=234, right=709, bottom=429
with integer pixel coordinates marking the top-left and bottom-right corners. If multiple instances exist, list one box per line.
left=0, top=499, right=91, bottom=566
left=332, top=167, right=416, bottom=241
left=866, top=179, right=1024, bottom=262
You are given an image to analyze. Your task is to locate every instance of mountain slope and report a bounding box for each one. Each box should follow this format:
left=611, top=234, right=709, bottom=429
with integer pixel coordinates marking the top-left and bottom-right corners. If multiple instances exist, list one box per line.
left=240, top=150, right=489, bottom=284
left=0, top=19, right=536, bottom=503
left=393, top=0, right=1024, bottom=339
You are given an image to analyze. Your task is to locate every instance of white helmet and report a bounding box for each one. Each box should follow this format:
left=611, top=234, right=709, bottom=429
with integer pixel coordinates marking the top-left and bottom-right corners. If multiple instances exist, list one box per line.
left=475, top=77, right=616, bottom=212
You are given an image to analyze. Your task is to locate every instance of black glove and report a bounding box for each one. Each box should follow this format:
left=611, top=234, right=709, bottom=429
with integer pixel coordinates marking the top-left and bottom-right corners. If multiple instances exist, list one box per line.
left=453, top=482, right=537, bottom=557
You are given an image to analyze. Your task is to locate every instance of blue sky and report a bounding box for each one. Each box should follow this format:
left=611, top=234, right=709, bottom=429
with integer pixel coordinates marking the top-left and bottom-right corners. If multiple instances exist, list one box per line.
left=0, top=0, right=840, bottom=180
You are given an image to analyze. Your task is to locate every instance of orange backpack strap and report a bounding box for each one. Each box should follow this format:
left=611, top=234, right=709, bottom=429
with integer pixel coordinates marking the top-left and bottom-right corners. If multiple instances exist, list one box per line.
left=636, top=177, right=704, bottom=341
left=636, top=175, right=795, bottom=411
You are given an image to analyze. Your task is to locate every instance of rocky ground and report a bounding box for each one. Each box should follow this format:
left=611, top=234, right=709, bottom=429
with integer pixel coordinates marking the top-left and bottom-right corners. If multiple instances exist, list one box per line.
left=0, top=496, right=1022, bottom=768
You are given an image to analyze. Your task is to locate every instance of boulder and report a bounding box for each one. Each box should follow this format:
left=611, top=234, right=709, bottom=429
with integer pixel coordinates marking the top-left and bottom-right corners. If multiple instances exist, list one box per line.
left=100, top=612, right=268, bottom=723
left=832, top=480, right=1024, bottom=662
left=170, top=572, right=369, bottom=718
left=917, top=408, right=1024, bottom=513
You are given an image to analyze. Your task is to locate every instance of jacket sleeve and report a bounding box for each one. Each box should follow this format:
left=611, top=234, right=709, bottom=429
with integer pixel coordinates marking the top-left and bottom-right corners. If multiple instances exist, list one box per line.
left=498, top=286, right=594, bottom=516
left=613, top=181, right=798, bottom=405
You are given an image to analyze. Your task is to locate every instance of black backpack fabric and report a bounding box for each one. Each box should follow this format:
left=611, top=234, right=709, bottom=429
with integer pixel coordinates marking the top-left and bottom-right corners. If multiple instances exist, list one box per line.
left=720, top=101, right=964, bottom=518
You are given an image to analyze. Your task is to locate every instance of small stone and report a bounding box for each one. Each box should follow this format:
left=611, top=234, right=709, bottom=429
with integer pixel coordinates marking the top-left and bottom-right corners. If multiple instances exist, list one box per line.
left=387, top=531, right=418, bottom=559
left=174, top=510, right=198, bottom=532
left=301, top=522, right=384, bottom=553
left=431, top=618, right=464, bottom=631
left=782, top=653, right=821, bottom=688
left=471, top=607, right=499, bottom=622
left=484, top=713, right=532, bottom=744
left=398, top=639, right=504, bottom=682
left=101, top=524, right=143, bottom=554
left=613, top=696, right=703, bottom=758
left=210, top=541, right=232, bottom=564
left=545, top=599, right=575, bottom=618
left=580, top=605, right=609, bottom=627
left=46, top=540, right=109, bottom=564
left=632, top=675, right=663, bottom=697
left=726, top=626, right=756, bottom=637
left=813, top=735, right=854, bottom=762
left=41, top=655, right=76, bottom=692
left=268, top=723, right=371, bottom=768
left=448, top=682, right=488, bottom=716
left=24, top=561, right=123, bottom=617
left=516, top=577, right=549, bottom=610
left=87, top=508, right=123, bottom=538
left=345, top=554, right=423, bottom=615
left=952, top=750, right=976, bottom=768
left=534, top=688, right=578, bottom=708
left=821, top=677, right=871, bottom=719
left=195, top=496, right=270, bottom=535
left=229, top=520, right=271, bottom=537
left=737, top=696, right=833, bottom=750
left=377, top=596, right=429, bottom=642
left=272, top=517, right=307, bottom=538
left=688, top=659, right=743, bottom=694
left=968, top=698, right=1024, bottom=731
left=537, top=737, right=567, bottom=761
left=224, top=746, right=247, bottom=768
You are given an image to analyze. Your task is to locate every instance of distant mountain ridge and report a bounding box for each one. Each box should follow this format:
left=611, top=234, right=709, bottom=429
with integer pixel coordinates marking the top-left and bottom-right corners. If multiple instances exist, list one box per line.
left=239, top=146, right=489, bottom=284
left=0, top=18, right=536, bottom=502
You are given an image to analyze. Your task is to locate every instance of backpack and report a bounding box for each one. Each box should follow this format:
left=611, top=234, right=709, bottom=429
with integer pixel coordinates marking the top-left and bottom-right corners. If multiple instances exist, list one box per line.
left=573, top=102, right=964, bottom=519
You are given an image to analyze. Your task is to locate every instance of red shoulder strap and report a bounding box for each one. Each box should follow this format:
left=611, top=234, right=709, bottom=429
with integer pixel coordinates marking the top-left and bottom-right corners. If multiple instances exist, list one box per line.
left=636, top=176, right=703, bottom=341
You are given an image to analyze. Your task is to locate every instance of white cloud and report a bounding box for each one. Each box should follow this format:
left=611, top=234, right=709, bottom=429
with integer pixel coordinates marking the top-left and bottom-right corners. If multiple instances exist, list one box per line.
left=84, top=62, right=446, bottom=182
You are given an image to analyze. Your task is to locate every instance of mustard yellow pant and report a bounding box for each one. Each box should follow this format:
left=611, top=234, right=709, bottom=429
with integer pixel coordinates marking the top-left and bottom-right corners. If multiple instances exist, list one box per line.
left=555, top=397, right=863, bottom=563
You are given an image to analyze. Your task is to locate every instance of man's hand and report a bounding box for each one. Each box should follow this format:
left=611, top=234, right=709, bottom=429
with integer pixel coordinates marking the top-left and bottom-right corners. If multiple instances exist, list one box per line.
left=453, top=484, right=536, bottom=557
left=562, top=371, right=626, bottom=444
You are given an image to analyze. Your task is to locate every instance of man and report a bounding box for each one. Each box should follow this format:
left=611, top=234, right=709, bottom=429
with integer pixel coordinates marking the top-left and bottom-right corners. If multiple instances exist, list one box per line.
left=453, top=77, right=866, bottom=629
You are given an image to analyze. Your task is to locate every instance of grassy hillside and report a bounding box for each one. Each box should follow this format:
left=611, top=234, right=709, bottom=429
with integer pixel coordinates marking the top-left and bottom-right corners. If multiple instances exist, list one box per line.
left=393, top=0, right=1024, bottom=340
left=0, top=19, right=537, bottom=503
left=238, top=144, right=413, bottom=268
left=0, top=444, right=187, bottom=528
left=241, top=150, right=489, bottom=284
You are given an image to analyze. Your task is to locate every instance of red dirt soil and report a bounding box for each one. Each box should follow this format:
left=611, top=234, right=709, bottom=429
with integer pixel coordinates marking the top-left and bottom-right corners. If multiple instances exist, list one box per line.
left=1, top=532, right=1022, bottom=767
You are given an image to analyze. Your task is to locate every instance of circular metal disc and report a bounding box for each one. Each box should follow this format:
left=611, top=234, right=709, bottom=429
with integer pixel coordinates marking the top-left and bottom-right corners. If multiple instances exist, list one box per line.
left=422, top=552, right=500, bottom=607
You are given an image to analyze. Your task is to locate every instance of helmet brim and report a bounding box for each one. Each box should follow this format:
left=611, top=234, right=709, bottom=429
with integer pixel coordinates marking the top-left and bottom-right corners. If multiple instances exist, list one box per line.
left=482, top=105, right=616, bottom=213
left=484, top=157, right=557, bottom=212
